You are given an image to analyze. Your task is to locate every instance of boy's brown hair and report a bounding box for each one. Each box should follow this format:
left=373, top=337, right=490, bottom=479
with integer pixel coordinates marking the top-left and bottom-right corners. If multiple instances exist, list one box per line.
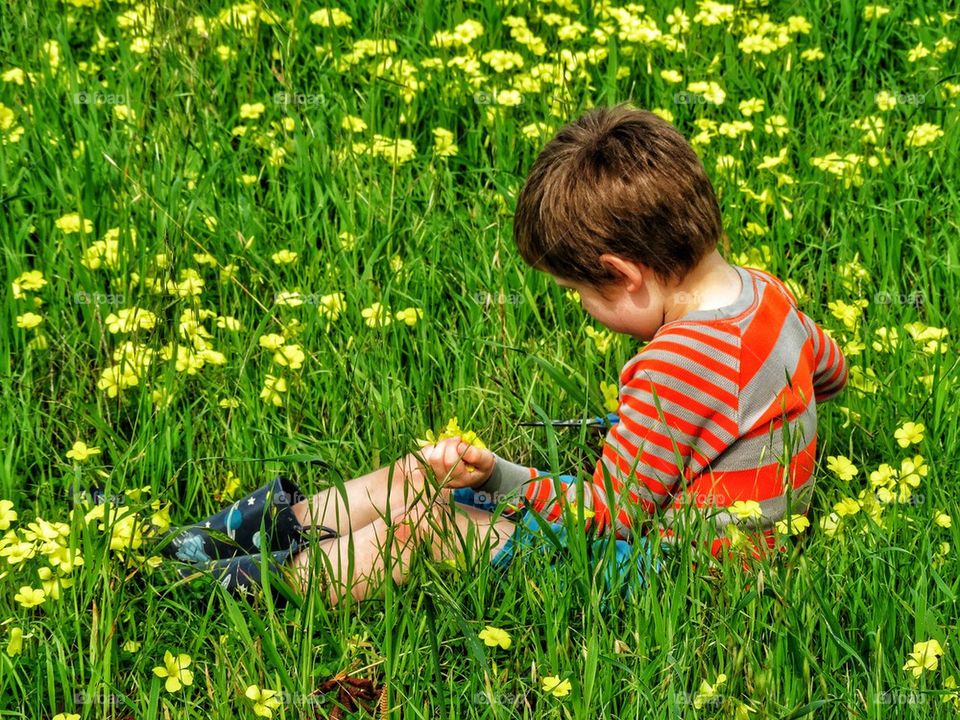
left=513, top=102, right=724, bottom=289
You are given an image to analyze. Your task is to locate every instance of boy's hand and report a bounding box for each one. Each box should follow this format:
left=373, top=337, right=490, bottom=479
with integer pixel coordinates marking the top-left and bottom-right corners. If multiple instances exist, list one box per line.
left=418, top=437, right=495, bottom=489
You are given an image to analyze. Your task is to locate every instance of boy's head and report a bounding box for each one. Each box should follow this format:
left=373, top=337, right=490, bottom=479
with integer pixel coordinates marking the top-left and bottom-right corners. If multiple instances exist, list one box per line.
left=513, top=102, right=724, bottom=295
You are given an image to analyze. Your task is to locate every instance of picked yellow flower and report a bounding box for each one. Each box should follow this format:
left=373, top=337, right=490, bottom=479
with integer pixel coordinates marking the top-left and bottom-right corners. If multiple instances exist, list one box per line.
left=478, top=625, right=511, bottom=649
left=419, top=417, right=487, bottom=450
left=152, top=650, right=194, bottom=693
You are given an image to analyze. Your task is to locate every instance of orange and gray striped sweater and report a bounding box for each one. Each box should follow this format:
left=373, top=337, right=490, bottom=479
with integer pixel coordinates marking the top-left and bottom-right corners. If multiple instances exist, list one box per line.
left=480, top=264, right=848, bottom=563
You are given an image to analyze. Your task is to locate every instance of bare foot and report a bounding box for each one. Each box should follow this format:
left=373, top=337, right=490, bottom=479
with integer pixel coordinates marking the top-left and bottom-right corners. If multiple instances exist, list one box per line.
left=288, top=499, right=438, bottom=605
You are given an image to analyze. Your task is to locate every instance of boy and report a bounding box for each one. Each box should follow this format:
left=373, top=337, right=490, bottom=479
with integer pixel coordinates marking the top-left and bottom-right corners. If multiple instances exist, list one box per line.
left=154, top=103, right=847, bottom=604
left=408, top=102, right=849, bottom=576
left=296, top=102, right=846, bottom=599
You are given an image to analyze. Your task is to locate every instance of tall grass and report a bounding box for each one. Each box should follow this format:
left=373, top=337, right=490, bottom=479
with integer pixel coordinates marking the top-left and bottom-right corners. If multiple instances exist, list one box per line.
left=1, top=0, right=958, bottom=717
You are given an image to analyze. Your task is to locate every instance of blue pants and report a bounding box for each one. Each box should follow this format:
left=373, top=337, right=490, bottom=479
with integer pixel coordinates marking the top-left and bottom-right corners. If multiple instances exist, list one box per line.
left=451, top=487, right=668, bottom=602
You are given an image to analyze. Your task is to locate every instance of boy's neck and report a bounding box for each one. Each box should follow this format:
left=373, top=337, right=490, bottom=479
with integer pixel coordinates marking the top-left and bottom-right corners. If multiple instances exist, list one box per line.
left=661, top=250, right=742, bottom=323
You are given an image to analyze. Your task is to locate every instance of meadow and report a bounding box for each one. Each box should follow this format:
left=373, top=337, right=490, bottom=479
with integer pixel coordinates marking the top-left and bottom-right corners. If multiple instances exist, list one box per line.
left=1, top=0, right=959, bottom=717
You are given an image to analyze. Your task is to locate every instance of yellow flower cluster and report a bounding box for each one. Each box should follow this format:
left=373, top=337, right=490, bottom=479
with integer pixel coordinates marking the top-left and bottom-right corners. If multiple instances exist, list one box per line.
left=584, top=326, right=614, bottom=354
left=339, top=133, right=417, bottom=166
left=0, top=101, right=25, bottom=144
left=819, top=446, right=941, bottom=542
left=0, top=499, right=94, bottom=609
left=79, top=226, right=137, bottom=270
left=419, top=417, right=487, bottom=449
left=11, top=268, right=49, bottom=349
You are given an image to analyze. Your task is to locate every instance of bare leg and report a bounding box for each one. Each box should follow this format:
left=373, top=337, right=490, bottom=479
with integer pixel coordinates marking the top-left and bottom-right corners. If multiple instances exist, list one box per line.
left=288, top=498, right=516, bottom=606
left=289, top=454, right=432, bottom=537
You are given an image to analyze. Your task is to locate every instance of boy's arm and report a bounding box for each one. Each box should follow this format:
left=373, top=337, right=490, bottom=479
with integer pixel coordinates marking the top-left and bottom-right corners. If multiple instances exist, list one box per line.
left=797, top=312, right=848, bottom=402
left=476, top=354, right=729, bottom=539
left=747, top=267, right=848, bottom=403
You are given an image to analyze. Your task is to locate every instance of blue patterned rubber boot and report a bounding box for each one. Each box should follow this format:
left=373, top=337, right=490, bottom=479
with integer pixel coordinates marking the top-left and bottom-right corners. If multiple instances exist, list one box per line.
left=151, top=475, right=335, bottom=563
left=172, top=545, right=303, bottom=606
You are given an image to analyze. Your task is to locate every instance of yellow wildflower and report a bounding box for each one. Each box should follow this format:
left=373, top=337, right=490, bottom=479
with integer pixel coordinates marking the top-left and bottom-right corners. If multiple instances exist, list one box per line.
left=903, top=639, right=943, bottom=678
left=600, top=381, right=619, bottom=414
left=16, top=313, right=43, bottom=329
left=826, top=455, right=858, bottom=481
left=478, top=626, right=511, bottom=649
left=55, top=212, right=93, bottom=234
left=894, top=422, right=924, bottom=448
left=541, top=675, right=571, bottom=697
left=14, top=586, right=45, bottom=608
left=395, top=307, right=423, bottom=326
left=694, top=673, right=727, bottom=709
left=6, top=626, right=23, bottom=656
left=66, top=441, right=101, bottom=462
left=361, top=302, right=391, bottom=327
left=273, top=344, right=305, bottom=370
left=153, top=650, right=194, bottom=693
left=728, top=500, right=763, bottom=521
left=244, top=685, right=282, bottom=717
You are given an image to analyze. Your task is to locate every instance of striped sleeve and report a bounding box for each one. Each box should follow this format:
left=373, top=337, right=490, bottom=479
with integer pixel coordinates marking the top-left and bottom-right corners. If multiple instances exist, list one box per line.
left=493, top=339, right=739, bottom=539
left=740, top=267, right=847, bottom=403
left=798, top=312, right=848, bottom=402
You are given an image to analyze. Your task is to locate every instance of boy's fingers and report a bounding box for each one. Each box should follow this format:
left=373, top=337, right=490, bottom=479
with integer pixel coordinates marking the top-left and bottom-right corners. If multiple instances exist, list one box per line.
left=463, top=445, right=493, bottom=468
left=443, top=441, right=462, bottom=471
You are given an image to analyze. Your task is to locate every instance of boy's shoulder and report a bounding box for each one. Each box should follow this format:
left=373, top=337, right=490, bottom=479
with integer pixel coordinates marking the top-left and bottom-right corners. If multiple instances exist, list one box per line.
left=617, top=264, right=801, bottom=385
left=737, top=265, right=799, bottom=309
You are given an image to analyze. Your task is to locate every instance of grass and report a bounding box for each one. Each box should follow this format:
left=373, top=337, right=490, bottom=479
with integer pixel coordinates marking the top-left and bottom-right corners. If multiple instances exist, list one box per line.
left=1, top=0, right=959, bottom=717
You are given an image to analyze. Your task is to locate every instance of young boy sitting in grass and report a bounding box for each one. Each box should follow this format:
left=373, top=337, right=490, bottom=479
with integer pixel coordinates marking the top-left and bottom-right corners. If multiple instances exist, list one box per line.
left=161, top=102, right=847, bottom=606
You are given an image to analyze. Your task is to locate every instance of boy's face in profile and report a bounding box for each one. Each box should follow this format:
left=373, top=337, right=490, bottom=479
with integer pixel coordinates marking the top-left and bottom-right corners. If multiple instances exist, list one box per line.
left=552, top=265, right=665, bottom=342
left=547, top=249, right=742, bottom=343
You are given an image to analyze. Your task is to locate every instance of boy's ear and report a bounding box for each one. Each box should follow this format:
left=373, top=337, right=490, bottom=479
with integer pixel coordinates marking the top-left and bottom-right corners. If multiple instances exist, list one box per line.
left=599, top=254, right=646, bottom=293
